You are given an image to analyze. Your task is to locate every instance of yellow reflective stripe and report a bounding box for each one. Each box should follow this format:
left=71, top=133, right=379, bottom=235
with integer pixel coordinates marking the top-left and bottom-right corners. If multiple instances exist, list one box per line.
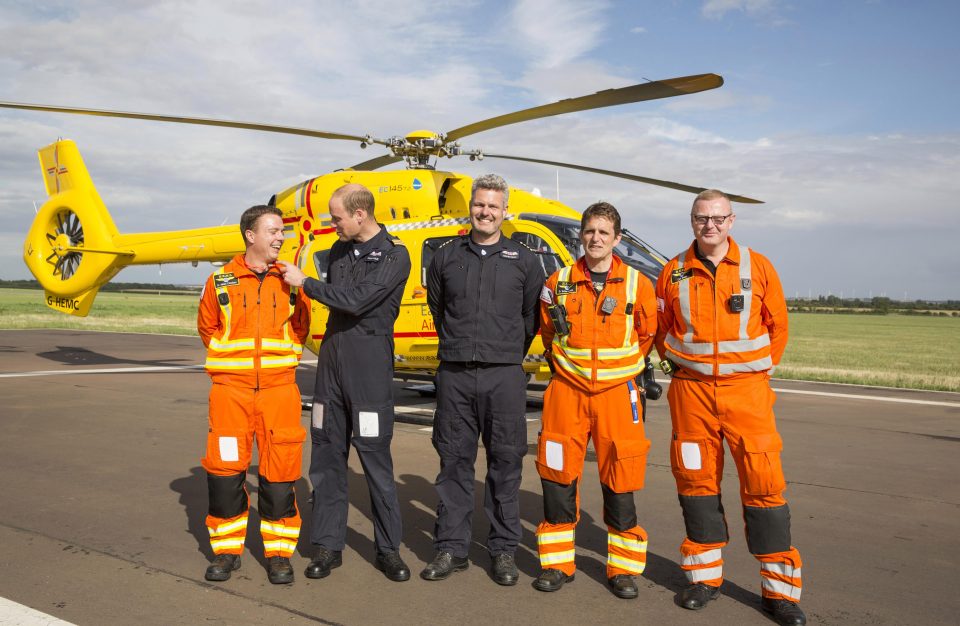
left=261, top=355, right=300, bottom=368
left=595, top=361, right=644, bottom=380
left=210, top=537, right=245, bottom=550
left=540, top=550, right=576, bottom=565
left=209, top=517, right=248, bottom=537
left=608, top=535, right=648, bottom=552
left=262, top=539, right=298, bottom=553
left=214, top=266, right=233, bottom=343
left=205, top=357, right=255, bottom=370
left=538, top=530, right=575, bottom=545
left=622, top=267, right=639, bottom=347
left=555, top=266, right=573, bottom=307
left=608, top=554, right=646, bottom=573
left=596, top=344, right=640, bottom=359
left=260, top=339, right=304, bottom=354
left=553, top=352, right=592, bottom=380
left=553, top=337, right=592, bottom=360
left=260, top=521, right=301, bottom=538
left=208, top=337, right=255, bottom=351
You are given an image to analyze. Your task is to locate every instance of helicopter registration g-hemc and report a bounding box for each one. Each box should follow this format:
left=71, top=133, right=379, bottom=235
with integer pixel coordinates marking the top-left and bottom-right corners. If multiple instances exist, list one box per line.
left=3, top=73, right=760, bottom=380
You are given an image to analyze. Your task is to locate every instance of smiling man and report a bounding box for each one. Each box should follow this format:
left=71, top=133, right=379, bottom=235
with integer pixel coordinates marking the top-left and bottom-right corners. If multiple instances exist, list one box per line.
left=422, top=174, right=544, bottom=586
left=655, top=190, right=805, bottom=625
left=533, top=202, right=657, bottom=599
left=197, top=205, right=310, bottom=585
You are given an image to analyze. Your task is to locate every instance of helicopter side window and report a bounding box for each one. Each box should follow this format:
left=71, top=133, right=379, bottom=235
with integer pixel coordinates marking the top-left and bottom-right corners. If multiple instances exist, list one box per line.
left=510, top=232, right=564, bottom=277
left=617, top=230, right=669, bottom=284
left=421, top=236, right=459, bottom=286
left=313, top=250, right=330, bottom=282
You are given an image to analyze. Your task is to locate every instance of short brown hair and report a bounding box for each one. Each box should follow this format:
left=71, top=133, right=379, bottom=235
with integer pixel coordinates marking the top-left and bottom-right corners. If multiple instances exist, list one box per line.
left=240, top=205, right=282, bottom=245
left=331, top=183, right=375, bottom=215
left=692, top=189, right=730, bottom=208
left=581, top=201, right=621, bottom=236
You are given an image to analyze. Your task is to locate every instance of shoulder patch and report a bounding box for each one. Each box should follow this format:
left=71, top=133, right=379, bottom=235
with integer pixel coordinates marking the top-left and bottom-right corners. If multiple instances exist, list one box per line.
left=670, top=268, right=694, bottom=284
left=540, top=285, right=555, bottom=304
left=556, top=281, right=576, bottom=295
left=214, top=273, right=239, bottom=289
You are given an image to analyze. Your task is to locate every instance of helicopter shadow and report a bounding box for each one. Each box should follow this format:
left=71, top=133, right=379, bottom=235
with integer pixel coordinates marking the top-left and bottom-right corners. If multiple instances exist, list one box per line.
left=38, top=345, right=196, bottom=369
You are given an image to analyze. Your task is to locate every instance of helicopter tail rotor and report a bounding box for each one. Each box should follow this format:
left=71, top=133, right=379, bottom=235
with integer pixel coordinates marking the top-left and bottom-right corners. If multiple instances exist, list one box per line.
left=24, top=140, right=132, bottom=316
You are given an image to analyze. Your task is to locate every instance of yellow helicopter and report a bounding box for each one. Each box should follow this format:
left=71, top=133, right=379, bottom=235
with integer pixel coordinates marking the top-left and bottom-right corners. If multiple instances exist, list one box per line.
left=2, top=73, right=760, bottom=380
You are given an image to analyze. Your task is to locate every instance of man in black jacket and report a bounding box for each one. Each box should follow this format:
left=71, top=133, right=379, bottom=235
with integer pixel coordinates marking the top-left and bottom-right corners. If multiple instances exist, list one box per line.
left=279, top=183, right=411, bottom=583
left=421, top=174, right=545, bottom=586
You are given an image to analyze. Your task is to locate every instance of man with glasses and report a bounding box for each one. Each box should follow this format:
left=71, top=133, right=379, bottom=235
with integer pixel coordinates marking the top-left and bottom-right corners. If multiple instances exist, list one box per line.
left=655, top=190, right=806, bottom=625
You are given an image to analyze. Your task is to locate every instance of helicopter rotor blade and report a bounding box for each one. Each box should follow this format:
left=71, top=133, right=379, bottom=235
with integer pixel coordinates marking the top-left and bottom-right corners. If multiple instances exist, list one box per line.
left=482, top=152, right=763, bottom=204
left=347, top=153, right=403, bottom=171
left=0, top=101, right=372, bottom=143
left=444, top=73, right=723, bottom=143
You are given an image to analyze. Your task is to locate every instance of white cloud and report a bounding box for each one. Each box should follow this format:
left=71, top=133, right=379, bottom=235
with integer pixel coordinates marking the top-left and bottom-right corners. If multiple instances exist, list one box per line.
left=701, top=0, right=783, bottom=22
left=509, top=0, right=609, bottom=68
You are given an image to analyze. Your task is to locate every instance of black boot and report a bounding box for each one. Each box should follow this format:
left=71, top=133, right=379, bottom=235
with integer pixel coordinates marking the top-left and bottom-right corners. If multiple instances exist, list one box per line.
left=761, top=598, right=807, bottom=625
left=420, top=551, right=469, bottom=581
left=267, top=556, right=294, bottom=584
left=375, top=551, right=411, bottom=582
left=532, top=568, right=574, bottom=592
left=679, top=583, right=721, bottom=610
left=304, top=547, right=342, bottom=579
left=204, top=554, right=241, bottom=582
left=608, top=574, right=638, bottom=599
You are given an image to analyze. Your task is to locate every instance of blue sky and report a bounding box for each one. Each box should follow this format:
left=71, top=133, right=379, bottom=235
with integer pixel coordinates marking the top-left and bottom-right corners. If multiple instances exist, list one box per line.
left=1, top=0, right=958, bottom=299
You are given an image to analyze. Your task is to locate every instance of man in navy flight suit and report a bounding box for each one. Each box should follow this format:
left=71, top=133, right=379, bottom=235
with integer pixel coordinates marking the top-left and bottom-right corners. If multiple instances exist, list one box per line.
left=279, top=183, right=411, bottom=582
left=421, top=173, right=545, bottom=586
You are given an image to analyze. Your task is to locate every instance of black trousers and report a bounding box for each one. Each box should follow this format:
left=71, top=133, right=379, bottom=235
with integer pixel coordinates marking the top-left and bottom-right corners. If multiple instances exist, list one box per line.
left=308, top=333, right=402, bottom=554
left=431, top=362, right=528, bottom=557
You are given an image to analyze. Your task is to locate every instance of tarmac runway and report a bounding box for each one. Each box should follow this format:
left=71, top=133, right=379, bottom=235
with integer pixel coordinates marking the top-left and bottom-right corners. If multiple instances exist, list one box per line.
left=0, top=329, right=958, bottom=625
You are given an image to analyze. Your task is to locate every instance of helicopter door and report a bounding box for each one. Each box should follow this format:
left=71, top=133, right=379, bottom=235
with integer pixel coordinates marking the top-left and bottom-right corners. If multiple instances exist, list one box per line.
left=509, top=231, right=565, bottom=277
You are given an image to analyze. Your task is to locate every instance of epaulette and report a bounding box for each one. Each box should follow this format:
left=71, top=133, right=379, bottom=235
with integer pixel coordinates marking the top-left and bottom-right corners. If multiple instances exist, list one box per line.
left=437, top=237, right=459, bottom=250
left=389, top=235, right=404, bottom=246
left=513, top=239, right=537, bottom=254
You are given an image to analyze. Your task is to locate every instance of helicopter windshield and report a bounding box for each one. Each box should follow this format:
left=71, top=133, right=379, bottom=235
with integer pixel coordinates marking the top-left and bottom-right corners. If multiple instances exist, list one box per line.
left=518, top=214, right=668, bottom=283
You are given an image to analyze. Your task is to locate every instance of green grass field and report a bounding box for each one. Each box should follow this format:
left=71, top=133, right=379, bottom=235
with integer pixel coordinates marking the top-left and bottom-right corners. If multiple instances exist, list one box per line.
left=2, top=288, right=958, bottom=391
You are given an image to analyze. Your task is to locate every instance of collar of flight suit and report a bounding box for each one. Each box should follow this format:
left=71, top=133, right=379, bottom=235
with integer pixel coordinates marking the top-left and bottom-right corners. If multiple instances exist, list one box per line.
left=684, top=236, right=743, bottom=275
left=349, top=224, right=389, bottom=260
left=232, top=253, right=282, bottom=279
left=568, top=253, right=628, bottom=284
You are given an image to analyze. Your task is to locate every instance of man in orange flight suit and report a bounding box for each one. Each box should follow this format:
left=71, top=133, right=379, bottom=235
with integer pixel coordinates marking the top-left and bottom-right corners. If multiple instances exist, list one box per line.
left=655, top=190, right=805, bottom=625
left=197, top=205, right=310, bottom=585
left=534, top=202, right=657, bottom=600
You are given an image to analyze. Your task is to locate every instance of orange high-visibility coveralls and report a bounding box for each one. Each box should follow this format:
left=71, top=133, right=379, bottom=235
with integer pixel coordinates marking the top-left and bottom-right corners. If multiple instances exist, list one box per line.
left=197, top=254, right=310, bottom=559
left=655, top=238, right=802, bottom=603
left=536, top=255, right=657, bottom=578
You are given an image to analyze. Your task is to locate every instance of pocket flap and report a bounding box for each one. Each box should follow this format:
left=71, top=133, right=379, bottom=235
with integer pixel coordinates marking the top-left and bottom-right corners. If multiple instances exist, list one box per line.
left=613, top=437, right=651, bottom=461
left=270, top=426, right=306, bottom=444
left=741, top=432, right=783, bottom=453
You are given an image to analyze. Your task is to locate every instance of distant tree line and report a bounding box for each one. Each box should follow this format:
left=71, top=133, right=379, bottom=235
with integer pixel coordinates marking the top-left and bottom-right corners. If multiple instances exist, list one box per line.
left=0, top=279, right=200, bottom=293
left=788, top=296, right=960, bottom=316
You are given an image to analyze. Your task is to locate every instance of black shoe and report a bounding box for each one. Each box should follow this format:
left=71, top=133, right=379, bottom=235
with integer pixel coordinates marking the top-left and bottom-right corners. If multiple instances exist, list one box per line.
left=532, top=568, right=574, bottom=592
left=267, top=556, right=294, bottom=585
left=491, top=553, right=519, bottom=586
left=608, top=574, right=638, bottom=599
left=420, top=551, right=469, bottom=581
left=679, top=583, right=721, bottom=610
left=375, top=551, right=411, bottom=582
left=304, top=547, right=342, bottom=579
left=204, top=554, right=241, bottom=582
left=762, top=598, right=807, bottom=625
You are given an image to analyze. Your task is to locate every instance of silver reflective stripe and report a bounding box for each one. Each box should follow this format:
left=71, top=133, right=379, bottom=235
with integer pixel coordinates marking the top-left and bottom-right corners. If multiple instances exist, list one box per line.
left=718, top=355, right=773, bottom=374
left=669, top=353, right=714, bottom=375
left=738, top=247, right=752, bottom=341
left=676, top=257, right=694, bottom=343
left=682, top=548, right=722, bottom=567
left=623, top=266, right=639, bottom=347
left=686, top=565, right=723, bottom=583
left=762, top=562, right=801, bottom=579
left=668, top=333, right=770, bottom=356
left=762, top=577, right=802, bottom=600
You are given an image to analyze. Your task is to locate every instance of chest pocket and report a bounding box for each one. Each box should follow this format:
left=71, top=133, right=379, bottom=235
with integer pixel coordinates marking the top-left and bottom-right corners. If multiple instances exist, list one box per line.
left=493, top=260, right=525, bottom=317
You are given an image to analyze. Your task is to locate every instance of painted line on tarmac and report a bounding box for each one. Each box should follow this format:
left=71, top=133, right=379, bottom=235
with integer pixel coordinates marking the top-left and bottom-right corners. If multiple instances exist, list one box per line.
left=0, top=360, right=320, bottom=379
left=0, top=596, right=74, bottom=625
left=771, top=387, right=960, bottom=408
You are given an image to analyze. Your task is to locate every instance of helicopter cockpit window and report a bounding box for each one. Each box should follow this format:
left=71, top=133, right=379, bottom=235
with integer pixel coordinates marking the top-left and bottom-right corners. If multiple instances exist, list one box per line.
left=615, top=229, right=668, bottom=284
left=313, top=250, right=330, bottom=282
left=510, top=232, right=564, bottom=277
left=517, top=214, right=583, bottom=261
left=421, top=236, right=459, bottom=286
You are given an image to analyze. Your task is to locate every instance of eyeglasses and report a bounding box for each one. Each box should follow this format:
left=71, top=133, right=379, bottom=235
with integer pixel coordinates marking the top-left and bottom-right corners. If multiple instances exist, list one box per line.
left=691, top=214, right=733, bottom=226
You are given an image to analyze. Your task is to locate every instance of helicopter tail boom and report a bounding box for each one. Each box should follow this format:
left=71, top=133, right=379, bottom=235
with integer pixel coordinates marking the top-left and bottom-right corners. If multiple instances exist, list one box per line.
left=23, top=139, right=245, bottom=316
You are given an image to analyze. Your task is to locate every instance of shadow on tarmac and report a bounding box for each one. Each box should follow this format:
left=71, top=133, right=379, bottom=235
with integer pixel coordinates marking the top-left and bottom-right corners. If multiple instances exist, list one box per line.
left=38, top=345, right=195, bottom=368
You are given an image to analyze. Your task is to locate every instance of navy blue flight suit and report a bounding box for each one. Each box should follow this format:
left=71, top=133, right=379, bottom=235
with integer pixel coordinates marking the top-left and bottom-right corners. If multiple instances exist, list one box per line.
left=427, top=234, right=544, bottom=558
left=302, top=225, right=410, bottom=555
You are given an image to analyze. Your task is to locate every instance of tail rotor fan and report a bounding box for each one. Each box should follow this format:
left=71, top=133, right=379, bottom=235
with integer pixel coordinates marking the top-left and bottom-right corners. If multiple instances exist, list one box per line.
left=45, top=209, right=85, bottom=280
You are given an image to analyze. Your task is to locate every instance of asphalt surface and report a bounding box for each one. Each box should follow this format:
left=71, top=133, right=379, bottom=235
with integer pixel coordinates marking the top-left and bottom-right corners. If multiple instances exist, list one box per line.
left=0, top=329, right=958, bottom=625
